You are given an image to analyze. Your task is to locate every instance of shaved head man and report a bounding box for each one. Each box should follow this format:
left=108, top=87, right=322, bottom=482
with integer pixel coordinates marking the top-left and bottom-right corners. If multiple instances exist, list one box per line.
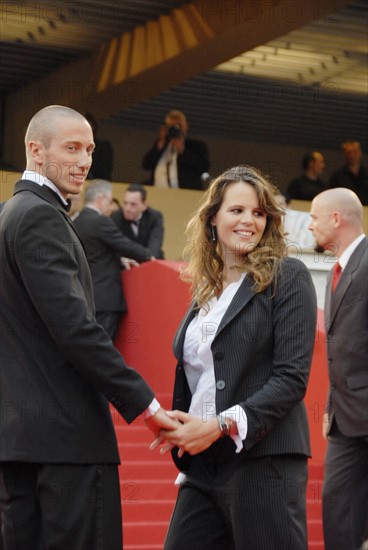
left=309, top=187, right=363, bottom=254
left=0, top=105, right=176, bottom=550
left=309, top=188, right=368, bottom=550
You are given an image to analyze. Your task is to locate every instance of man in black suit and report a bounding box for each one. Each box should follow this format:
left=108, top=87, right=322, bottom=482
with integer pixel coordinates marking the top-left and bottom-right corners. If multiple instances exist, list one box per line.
left=309, top=188, right=368, bottom=550
left=0, top=105, right=176, bottom=550
left=285, top=150, right=326, bottom=202
left=111, top=183, right=164, bottom=259
left=142, top=110, right=209, bottom=190
left=74, top=179, right=153, bottom=340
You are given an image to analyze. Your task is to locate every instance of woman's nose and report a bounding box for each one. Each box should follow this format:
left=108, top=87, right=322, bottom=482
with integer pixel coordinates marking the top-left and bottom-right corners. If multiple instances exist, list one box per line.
left=240, top=211, right=253, bottom=224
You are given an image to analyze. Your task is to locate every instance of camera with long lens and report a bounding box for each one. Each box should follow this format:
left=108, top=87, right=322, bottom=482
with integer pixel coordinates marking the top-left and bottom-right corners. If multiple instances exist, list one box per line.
left=167, top=124, right=182, bottom=139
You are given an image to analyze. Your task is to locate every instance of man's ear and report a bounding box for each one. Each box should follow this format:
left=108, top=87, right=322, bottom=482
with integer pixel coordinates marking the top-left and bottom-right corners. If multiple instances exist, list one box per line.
left=142, top=200, right=148, bottom=212
left=28, top=140, right=45, bottom=165
left=332, top=211, right=342, bottom=228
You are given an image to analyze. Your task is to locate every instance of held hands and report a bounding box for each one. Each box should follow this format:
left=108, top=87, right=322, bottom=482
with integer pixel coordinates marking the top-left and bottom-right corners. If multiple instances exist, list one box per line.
left=144, top=407, right=179, bottom=436
left=150, top=410, right=222, bottom=458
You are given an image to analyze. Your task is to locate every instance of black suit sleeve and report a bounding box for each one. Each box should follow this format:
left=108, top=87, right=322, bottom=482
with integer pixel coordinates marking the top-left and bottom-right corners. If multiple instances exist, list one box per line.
left=16, top=203, right=154, bottom=422
left=96, top=215, right=152, bottom=262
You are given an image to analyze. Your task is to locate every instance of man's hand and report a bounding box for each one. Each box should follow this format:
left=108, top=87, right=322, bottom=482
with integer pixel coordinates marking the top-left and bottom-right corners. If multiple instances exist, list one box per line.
left=120, top=257, right=139, bottom=270
left=322, top=412, right=330, bottom=440
left=144, top=407, right=178, bottom=436
left=157, top=126, right=168, bottom=150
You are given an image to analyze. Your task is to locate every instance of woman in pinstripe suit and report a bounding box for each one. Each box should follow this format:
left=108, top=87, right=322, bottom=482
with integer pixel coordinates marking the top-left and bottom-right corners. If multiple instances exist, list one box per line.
left=155, top=166, right=317, bottom=550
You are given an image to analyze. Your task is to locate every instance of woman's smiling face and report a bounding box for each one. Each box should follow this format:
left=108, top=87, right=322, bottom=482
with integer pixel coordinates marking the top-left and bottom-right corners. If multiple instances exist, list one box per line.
left=212, top=181, right=267, bottom=266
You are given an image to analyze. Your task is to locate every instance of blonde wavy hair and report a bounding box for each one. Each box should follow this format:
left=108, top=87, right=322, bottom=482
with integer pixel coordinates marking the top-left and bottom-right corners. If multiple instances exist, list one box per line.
left=182, top=165, right=286, bottom=308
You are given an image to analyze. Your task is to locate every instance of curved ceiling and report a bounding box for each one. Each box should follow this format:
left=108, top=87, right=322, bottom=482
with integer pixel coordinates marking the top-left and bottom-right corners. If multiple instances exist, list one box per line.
left=1, top=0, right=367, bottom=152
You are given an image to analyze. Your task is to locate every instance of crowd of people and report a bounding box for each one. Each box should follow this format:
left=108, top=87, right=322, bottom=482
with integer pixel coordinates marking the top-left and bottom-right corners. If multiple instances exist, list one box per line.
left=0, top=105, right=367, bottom=550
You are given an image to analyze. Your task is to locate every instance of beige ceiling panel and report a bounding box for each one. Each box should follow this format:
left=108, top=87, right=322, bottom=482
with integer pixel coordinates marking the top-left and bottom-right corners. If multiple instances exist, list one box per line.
left=6, top=0, right=352, bottom=121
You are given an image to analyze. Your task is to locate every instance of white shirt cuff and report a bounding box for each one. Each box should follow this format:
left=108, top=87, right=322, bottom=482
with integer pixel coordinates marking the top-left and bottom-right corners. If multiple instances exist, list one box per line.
left=142, top=398, right=161, bottom=419
left=221, top=405, right=248, bottom=454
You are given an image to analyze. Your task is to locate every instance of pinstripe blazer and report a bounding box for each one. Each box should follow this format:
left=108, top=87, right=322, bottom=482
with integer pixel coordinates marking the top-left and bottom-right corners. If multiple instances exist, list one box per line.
left=171, top=256, right=317, bottom=472
left=324, top=237, right=368, bottom=437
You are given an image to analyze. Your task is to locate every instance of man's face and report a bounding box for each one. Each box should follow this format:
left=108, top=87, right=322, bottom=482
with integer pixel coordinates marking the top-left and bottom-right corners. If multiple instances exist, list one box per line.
left=308, top=198, right=337, bottom=252
left=100, top=191, right=113, bottom=217
left=32, top=117, right=95, bottom=198
left=123, top=191, right=147, bottom=221
left=343, top=143, right=361, bottom=166
left=312, top=153, right=326, bottom=177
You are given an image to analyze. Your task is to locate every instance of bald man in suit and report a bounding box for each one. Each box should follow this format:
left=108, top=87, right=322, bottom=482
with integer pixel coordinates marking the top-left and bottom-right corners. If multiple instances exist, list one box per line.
left=309, top=188, right=368, bottom=550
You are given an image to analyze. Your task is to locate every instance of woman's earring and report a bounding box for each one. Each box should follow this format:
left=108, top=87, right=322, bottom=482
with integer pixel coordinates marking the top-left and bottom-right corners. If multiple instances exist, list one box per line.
left=211, top=225, right=216, bottom=242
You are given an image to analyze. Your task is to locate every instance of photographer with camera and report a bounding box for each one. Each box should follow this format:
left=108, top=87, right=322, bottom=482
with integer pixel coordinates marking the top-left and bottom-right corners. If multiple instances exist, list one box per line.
left=142, top=110, right=209, bottom=190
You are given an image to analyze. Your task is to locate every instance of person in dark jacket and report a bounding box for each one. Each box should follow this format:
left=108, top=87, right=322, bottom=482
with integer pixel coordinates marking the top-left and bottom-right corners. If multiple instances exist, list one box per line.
left=142, top=110, right=209, bottom=190
left=286, top=151, right=326, bottom=202
left=74, top=179, right=154, bottom=340
left=111, top=183, right=164, bottom=259
left=328, top=141, right=368, bottom=205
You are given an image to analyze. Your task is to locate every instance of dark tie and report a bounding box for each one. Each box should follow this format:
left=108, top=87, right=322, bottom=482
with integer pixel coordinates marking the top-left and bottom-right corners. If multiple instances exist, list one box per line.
left=331, top=262, right=342, bottom=293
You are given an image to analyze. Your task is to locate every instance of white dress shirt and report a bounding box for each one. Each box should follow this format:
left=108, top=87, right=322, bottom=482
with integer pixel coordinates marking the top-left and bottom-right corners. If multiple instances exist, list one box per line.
left=153, top=146, right=179, bottom=188
left=22, top=171, right=69, bottom=206
left=183, top=273, right=248, bottom=453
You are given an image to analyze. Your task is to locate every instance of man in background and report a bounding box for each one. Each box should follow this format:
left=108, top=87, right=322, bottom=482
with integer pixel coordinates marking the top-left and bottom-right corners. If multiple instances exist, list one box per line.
left=308, top=188, right=368, bottom=550
left=286, top=151, right=326, bottom=202
left=142, top=110, right=209, bottom=190
left=74, top=179, right=154, bottom=340
left=112, top=183, right=165, bottom=259
left=329, top=141, right=368, bottom=205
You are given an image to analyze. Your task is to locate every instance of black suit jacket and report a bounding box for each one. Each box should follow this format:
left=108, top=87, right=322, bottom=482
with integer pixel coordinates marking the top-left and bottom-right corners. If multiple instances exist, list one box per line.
left=0, top=180, right=154, bottom=464
left=111, top=206, right=164, bottom=259
left=74, top=207, right=152, bottom=312
left=142, top=138, right=209, bottom=190
left=171, top=257, right=317, bottom=472
left=324, top=237, right=368, bottom=436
